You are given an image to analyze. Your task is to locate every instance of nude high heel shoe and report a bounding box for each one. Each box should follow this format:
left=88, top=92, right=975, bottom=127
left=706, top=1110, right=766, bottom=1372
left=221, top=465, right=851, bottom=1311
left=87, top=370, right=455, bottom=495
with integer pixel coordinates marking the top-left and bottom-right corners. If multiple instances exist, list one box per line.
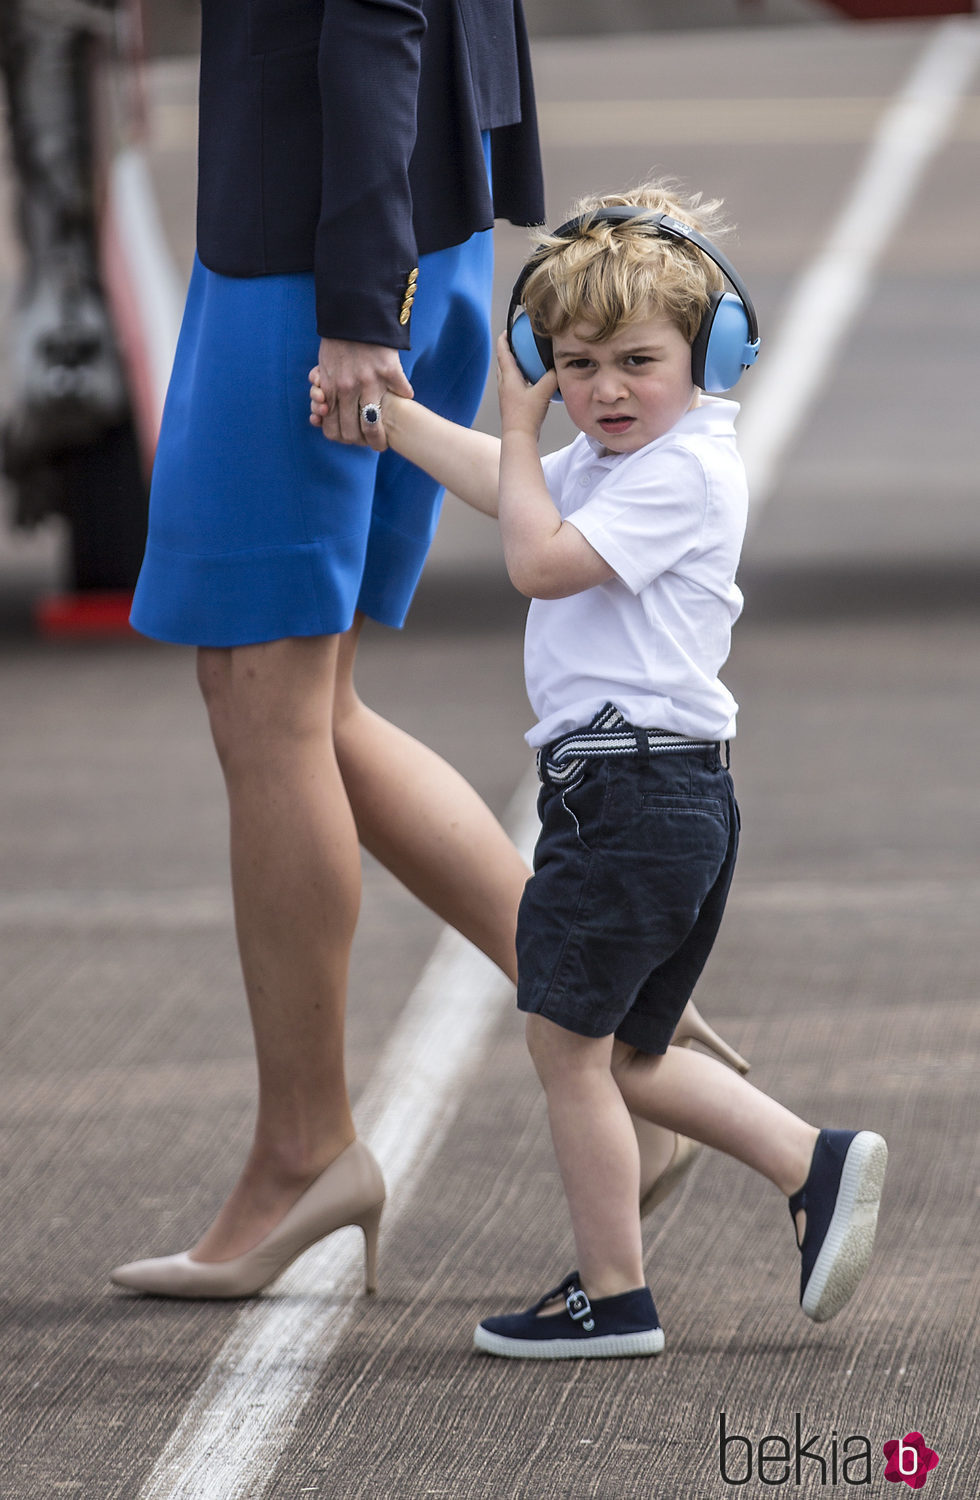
left=671, top=999, right=750, bottom=1075
left=110, top=1139, right=385, bottom=1299
left=639, top=1132, right=704, bottom=1218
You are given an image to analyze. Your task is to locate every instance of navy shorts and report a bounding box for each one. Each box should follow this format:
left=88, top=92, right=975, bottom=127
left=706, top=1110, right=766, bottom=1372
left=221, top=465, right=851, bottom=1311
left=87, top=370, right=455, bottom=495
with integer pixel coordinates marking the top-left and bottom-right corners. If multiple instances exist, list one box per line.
left=516, top=743, right=739, bottom=1054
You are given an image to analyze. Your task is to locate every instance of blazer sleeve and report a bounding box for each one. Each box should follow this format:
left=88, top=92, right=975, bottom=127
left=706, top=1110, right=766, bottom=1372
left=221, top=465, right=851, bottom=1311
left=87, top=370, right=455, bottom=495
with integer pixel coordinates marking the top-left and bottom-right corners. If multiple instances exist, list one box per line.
left=314, top=0, right=426, bottom=348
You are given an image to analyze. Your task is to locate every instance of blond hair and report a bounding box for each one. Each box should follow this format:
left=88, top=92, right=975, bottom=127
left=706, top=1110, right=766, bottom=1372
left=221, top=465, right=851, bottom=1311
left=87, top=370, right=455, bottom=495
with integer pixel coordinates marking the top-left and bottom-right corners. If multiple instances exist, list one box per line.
left=520, top=180, right=729, bottom=346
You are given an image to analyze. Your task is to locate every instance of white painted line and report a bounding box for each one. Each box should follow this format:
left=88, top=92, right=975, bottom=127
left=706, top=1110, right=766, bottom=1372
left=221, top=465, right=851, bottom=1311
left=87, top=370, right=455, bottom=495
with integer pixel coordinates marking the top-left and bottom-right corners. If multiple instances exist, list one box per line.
left=111, top=146, right=185, bottom=404
left=536, top=94, right=980, bottom=147
left=737, top=18, right=980, bottom=523
left=135, top=768, right=539, bottom=1500
left=103, top=144, right=185, bottom=461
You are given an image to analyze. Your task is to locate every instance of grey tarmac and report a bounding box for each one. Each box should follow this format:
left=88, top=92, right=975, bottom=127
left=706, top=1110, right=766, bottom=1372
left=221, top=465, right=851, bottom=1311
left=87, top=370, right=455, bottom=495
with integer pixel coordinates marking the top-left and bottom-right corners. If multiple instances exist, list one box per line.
left=0, top=7, right=977, bottom=1498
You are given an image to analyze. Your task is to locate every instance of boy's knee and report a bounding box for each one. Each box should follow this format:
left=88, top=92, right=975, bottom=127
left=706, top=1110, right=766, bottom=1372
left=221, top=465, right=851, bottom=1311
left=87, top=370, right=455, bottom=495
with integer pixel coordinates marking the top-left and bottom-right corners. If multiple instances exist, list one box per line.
left=525, top=1013, right=611, bottom=1087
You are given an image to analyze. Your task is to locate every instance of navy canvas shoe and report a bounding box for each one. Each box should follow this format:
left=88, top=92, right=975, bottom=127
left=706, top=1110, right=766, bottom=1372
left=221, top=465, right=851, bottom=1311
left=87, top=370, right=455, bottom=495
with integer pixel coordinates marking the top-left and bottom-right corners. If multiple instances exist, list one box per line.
left=473, top=1272, right=665, bottom=1360
left=790, top=1129, right=888, bottom=1323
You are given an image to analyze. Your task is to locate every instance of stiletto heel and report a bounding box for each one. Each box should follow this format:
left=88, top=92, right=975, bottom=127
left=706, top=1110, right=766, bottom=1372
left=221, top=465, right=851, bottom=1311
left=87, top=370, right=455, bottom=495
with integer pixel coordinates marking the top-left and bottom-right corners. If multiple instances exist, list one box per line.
left=110, top=1139, right=386, bottom=1299
left=639, top=1133, right=702, bottom=1219
left=357, top=1200, right=384, bottom=1294
left=671, top=999, right=750, bottom=1075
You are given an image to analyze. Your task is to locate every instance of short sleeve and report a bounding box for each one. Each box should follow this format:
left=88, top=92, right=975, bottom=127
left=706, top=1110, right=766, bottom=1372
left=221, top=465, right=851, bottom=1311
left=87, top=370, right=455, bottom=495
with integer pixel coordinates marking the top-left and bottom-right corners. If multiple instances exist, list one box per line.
left=564, top=446, right=709, bottom=596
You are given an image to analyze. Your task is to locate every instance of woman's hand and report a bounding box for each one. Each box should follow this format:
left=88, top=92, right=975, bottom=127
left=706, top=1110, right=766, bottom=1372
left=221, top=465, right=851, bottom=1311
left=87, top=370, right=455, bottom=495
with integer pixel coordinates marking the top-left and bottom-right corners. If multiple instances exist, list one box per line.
left=496, top=331, right=558, bottom=440
left=309, top=337, right=412, bottom=447
left=309, top=366, right=390, bottom=451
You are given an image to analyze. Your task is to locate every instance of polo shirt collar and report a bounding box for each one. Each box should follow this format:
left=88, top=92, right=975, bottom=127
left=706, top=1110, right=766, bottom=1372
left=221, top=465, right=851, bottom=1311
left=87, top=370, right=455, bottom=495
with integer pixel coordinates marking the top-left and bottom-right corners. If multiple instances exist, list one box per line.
left=582, top=394, right=740, bottom=461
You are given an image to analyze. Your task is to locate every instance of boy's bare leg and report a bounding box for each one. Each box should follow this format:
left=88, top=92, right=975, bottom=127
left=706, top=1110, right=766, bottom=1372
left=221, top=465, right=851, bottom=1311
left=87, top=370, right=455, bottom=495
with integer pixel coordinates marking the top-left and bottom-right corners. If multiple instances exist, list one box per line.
left=332, top=616, right=692, bottom=1195
left=612, top=1042, right=820, bottom=1199
left=526, top=1015, right=645, bottom=1300
left=190, top=636, right=361, bottom=1263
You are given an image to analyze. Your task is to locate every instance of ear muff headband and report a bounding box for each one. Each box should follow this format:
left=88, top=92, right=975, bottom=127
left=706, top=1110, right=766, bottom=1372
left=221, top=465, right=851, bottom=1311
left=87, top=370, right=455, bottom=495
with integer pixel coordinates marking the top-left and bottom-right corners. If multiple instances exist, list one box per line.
left=507, top=207, right=761, bottom=395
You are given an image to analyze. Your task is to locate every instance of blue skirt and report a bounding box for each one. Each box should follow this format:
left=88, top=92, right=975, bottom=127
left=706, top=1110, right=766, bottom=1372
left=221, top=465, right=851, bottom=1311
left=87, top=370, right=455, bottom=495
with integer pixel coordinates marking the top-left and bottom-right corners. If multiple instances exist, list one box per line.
left=130, top=230, right=494, bottom=645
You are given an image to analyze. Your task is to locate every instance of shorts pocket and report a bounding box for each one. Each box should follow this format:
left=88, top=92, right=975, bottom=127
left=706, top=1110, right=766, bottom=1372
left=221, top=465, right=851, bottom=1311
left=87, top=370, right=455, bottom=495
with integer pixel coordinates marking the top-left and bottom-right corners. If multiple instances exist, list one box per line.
left=639, top=792, right=724, bottom=819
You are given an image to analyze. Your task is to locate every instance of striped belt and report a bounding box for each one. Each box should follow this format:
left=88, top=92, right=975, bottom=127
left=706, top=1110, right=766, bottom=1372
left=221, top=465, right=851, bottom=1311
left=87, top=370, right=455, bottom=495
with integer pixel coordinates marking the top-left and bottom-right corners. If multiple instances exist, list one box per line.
left=536, top=704, right=726, bottom=789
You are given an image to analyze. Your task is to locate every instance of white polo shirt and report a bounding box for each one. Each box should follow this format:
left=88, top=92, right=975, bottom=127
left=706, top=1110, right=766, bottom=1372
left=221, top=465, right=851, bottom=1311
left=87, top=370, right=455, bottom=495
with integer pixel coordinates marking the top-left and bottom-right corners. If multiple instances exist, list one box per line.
left=524, top=396, right=748, bottom=748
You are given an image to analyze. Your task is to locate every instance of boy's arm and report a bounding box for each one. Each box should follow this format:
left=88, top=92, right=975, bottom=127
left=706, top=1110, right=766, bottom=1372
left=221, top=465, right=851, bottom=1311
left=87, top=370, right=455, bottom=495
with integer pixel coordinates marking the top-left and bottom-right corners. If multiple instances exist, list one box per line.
left=496, top=336, right=615, bottom=600
left=380, top=395, right=501, bottom=518
left=309, top=373, right=501, bottom=517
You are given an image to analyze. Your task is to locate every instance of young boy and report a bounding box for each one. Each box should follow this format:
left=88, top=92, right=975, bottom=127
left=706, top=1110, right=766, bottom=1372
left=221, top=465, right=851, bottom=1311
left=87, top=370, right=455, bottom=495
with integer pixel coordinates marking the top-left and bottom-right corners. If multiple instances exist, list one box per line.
left=310, top=182, right=887, bottom=1359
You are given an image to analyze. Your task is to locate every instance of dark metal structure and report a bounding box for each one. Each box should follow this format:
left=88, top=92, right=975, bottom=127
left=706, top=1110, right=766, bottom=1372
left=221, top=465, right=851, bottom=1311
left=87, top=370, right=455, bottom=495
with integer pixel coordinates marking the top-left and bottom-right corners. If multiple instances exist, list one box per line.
left=0, top=0, right=146, bottom=592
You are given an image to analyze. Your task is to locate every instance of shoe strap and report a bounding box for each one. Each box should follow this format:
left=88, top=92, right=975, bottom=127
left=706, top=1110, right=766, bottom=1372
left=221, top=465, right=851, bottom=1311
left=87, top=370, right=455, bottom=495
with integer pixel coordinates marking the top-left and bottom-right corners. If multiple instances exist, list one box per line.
left=530, top=1271, right=581, bottom=1315
left=530, top=1272, right=598, bottom=1333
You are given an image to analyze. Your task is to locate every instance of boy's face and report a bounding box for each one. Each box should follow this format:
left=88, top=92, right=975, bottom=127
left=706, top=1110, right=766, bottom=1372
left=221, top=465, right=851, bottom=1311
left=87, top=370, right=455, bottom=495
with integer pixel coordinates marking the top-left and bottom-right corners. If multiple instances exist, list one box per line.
left=552, top=314, right=698, bottom=455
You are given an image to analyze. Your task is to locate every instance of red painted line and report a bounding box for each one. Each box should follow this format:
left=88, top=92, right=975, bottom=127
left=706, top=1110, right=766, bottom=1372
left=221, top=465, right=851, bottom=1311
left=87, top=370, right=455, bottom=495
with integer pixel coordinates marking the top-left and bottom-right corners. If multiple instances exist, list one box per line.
left=828, top=2, right=972, bottom=16
left=35, top=591, right=139, bottom=639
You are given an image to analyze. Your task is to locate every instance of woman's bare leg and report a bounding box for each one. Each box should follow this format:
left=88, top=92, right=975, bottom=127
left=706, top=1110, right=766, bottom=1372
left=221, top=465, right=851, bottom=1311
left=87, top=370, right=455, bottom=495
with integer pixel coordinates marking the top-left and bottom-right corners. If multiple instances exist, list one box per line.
left=191, top=635, right=361, bottom=1263
left=332, top=616, right=528, bottom=981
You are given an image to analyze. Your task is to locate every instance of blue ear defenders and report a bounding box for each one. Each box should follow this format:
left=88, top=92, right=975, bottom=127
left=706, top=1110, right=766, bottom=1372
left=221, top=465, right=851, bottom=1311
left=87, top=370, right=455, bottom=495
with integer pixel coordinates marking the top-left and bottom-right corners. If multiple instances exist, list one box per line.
left=506, top=207, right=761, bottom=395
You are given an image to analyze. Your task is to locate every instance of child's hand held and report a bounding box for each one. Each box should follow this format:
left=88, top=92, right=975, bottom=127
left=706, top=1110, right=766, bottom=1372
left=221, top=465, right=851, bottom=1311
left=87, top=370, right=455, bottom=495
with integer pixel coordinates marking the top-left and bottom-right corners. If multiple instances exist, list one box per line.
left=308, top=367, right=388, bottom=449
left=308, top=368, right=327, bottom=428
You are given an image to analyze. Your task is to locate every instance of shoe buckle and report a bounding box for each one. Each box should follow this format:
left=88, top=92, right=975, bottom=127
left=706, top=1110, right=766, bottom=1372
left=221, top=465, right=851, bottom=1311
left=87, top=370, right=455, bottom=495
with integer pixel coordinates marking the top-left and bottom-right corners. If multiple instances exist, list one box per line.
left=565, top=1287, right=595, bottom=1332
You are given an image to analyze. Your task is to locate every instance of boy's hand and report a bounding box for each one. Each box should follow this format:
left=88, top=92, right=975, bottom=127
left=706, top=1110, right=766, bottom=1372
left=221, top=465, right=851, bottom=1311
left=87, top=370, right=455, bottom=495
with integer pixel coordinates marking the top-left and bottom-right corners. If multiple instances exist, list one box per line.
left=496, top=332, right=558, bottom=439
left=309, top=368, right=389, bottom=451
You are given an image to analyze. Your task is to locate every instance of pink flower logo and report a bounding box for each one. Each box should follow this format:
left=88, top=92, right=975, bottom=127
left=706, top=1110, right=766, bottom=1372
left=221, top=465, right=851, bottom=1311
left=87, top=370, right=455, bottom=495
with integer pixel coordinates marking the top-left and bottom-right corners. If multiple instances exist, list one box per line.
left=883, top=1432, right=939, bottom=1489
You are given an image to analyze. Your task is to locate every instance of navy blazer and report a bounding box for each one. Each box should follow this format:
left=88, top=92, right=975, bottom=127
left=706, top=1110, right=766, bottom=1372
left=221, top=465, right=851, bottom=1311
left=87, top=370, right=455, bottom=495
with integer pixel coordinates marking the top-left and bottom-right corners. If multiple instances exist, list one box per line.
left=196, top=0, right=544, bottom=347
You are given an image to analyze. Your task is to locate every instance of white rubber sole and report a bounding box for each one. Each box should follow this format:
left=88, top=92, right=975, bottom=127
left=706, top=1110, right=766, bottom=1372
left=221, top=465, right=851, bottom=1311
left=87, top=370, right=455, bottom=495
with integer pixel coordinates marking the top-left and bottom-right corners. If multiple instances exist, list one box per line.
left=802, top=1131, right=888, bottom=1323
left=473, top=1324, right=665, bottom=1360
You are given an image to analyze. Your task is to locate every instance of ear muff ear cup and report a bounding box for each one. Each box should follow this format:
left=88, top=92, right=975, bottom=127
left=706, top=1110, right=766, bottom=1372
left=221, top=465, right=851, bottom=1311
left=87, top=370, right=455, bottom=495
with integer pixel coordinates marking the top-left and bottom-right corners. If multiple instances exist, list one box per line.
left=691, top=291, right=760, bottom=394
left=508, top=310, right=563, bottom=403
left=509, top=310, right=552, bottom=385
